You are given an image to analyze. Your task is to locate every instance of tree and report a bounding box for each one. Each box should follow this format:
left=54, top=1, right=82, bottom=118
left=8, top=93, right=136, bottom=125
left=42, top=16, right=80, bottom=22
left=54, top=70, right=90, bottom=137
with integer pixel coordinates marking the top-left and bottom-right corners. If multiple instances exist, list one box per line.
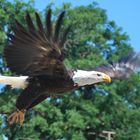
left=0, top=1, right=140, bottom=140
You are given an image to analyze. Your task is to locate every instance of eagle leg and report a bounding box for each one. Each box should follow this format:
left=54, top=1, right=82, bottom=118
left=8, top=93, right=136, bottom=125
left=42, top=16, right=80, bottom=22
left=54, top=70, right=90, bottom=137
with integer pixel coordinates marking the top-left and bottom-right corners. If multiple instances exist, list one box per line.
left=8, top=109, right=26, bottom=126
left=8, top=81, right=44, bottom=125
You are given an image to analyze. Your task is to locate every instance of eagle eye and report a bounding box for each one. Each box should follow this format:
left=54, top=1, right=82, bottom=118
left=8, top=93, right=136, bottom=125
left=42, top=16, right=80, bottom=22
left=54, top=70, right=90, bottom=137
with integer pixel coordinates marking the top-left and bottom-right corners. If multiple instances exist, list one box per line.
left=97, top=73, right=101, bottom=76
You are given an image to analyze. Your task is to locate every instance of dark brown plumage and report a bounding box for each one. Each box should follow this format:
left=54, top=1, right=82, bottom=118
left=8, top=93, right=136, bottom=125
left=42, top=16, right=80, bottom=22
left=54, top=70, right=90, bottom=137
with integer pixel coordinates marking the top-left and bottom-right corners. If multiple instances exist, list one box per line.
left=4, top=9, right=75, bottom=125
left=5, top=10, right=69, bottom=77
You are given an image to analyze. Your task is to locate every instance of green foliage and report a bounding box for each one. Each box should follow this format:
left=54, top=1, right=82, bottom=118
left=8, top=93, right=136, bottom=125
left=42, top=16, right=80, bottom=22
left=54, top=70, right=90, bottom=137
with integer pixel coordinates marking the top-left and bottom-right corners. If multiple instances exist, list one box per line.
left=0, top=0, right=140, bottom=140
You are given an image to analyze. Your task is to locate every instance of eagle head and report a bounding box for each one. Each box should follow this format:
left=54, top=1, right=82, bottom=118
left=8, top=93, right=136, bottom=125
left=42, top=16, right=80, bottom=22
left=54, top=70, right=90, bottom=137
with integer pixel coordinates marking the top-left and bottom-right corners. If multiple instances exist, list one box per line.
left=72, top=70, right=111, bottom=86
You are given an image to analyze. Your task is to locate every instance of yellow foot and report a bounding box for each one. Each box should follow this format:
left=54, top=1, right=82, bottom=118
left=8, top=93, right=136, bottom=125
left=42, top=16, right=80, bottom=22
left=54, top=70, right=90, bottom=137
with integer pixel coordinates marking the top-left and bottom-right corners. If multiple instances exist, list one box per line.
left=8, top=109, right=26, bottom=126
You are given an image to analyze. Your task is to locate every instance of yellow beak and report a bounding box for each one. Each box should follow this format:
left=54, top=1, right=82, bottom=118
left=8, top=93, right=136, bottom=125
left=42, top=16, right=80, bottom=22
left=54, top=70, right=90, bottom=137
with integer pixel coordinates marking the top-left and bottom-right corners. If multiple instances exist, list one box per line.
left=103, top=74, right=111, bottom=83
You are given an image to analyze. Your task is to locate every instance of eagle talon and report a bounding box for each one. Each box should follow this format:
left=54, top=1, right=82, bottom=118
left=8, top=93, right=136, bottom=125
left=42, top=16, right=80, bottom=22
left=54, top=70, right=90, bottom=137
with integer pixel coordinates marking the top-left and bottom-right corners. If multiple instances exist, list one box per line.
left=8, top=109, right=26, bottom=126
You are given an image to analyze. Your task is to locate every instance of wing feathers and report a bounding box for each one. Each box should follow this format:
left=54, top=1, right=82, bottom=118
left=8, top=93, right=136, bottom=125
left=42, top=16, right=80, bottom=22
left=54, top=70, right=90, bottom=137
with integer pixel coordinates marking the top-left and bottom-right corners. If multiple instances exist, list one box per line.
left=46, top=9, right=52, bottom=39
left=54, top=10, right=65, bottom=42
left=26, top=13, right=36, bottom=32
left=15, top=20, right=25, bottom=32
left=35, top=12, right=44, bottom=36
left=94, top=52, right=140, bottom=79
left=35, top=13, right=43, bottom=30
left=5, top=9, right=70, bottom=78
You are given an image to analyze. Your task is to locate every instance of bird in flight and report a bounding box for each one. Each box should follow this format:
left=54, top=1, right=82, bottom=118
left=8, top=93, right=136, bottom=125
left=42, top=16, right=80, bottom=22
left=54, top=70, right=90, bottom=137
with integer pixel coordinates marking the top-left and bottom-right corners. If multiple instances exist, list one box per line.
left=2, top=9, right=140, bottom=125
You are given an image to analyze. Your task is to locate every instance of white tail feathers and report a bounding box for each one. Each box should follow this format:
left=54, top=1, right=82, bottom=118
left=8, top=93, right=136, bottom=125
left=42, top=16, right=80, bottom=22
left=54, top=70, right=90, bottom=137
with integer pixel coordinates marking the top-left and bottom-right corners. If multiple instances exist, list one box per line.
left=0, top=75, right=28, bottom=89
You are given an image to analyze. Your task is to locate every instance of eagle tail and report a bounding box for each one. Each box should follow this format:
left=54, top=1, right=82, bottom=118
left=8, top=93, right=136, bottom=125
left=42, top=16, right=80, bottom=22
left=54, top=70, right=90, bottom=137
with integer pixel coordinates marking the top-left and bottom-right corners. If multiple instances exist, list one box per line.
left=0, top=75, right=28, bottom=89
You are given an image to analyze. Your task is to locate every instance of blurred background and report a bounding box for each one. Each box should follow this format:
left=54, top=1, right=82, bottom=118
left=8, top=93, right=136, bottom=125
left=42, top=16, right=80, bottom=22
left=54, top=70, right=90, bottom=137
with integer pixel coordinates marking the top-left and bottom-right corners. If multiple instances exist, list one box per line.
left=33, top=0, right=140, bottom=52
left=0, top=0, right=140, bottom=140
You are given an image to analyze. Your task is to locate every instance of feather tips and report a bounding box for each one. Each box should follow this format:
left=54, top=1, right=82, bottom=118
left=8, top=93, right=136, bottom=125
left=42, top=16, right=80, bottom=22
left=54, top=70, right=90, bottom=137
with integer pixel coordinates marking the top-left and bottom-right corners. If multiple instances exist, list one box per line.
left=35, top=12, right=43, bottom=33
left=94, top=52, right=140, bottom=79
left=54, top=10, right=65, bottom=42
left=26, top=12, right=35, bottom=32
left=46, top=9, right=52, bottom=39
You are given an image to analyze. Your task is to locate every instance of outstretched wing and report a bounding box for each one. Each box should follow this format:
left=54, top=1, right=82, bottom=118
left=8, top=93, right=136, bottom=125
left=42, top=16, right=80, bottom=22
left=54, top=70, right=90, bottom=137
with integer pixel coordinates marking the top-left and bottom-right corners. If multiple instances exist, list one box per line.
left=94, top=52, right=140, bottom=79
left=4, top=9, right=71, bottom=78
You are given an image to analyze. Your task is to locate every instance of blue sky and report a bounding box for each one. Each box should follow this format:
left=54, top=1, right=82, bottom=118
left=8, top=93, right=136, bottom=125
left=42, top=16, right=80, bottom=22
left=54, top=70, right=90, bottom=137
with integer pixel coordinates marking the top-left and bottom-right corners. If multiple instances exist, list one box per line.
left=31, top=0, right=140, bottom=52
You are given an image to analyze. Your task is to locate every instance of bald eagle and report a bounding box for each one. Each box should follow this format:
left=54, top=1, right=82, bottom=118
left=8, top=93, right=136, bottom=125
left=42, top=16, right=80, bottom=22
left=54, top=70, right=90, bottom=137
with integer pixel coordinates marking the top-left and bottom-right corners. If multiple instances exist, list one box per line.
left=2, top=9, right=140, bottom=125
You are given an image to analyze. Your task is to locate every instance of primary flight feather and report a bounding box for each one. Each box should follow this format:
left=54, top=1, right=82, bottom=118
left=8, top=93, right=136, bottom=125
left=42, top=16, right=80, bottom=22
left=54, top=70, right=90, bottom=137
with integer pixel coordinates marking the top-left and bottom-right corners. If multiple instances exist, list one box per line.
left=1, top=9, right=140, bottom=125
